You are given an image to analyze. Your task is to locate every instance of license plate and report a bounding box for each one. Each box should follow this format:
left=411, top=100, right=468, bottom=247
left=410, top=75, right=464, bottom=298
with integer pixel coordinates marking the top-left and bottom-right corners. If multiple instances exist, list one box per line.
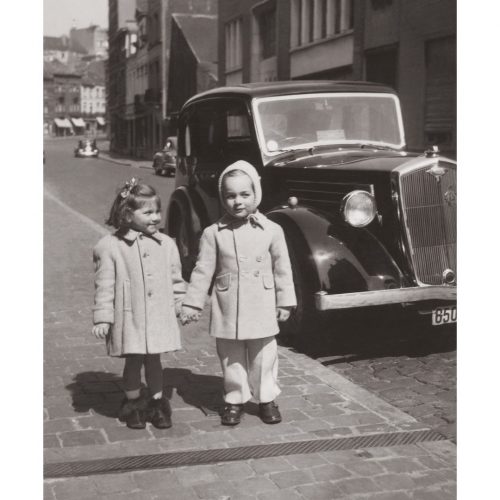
left=432, top=305, right=457, bottom=325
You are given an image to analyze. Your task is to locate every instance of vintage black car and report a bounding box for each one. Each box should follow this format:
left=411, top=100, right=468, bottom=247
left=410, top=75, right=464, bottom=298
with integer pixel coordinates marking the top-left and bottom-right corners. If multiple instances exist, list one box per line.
left=165, top=81, right=456, bottom=339
left=74, top=138, right=99, bottom=158
left=152, top=137, right=177, bottom=176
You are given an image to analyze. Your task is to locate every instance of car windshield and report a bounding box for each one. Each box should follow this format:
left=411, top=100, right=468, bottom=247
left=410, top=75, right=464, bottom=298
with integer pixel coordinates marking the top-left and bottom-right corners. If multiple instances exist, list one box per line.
left=252, top=92, right=405, bottom=155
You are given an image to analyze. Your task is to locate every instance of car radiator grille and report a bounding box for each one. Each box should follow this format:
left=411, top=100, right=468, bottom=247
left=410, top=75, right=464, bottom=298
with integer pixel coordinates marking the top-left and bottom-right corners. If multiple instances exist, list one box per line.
left=398, top=164, right=457, bottom=285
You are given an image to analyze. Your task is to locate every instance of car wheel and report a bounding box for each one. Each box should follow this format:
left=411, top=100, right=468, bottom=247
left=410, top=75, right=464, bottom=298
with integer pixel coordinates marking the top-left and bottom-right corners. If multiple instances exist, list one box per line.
left=170, top=202, right=197, bottom=281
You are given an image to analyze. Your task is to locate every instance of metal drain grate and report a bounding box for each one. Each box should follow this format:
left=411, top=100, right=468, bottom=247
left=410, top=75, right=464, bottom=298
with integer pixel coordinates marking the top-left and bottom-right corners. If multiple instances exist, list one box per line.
left=44, top=429, right=446, bottom=479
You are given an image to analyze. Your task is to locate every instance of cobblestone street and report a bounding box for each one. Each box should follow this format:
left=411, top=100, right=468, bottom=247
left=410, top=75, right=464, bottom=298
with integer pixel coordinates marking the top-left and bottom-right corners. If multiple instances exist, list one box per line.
left=42, top=139, right=457, bottom=499
left=305, top=314, right=457, bottom=441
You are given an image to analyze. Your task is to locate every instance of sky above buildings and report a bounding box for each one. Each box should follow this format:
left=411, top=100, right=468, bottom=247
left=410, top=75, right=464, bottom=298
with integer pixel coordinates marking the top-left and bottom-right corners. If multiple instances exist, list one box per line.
left=44, top=0, right=108, bottom=36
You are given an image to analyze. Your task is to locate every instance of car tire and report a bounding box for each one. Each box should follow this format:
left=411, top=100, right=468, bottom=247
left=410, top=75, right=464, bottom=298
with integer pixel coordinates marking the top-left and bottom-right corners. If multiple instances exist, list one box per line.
left=153, top=160, right=160, bottom=175
left=169, top=202, right=197, bottom=281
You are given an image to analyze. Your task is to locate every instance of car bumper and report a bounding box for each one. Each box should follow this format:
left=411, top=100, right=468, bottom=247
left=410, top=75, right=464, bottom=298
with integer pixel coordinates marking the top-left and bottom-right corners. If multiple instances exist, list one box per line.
left=314, top=285, right=456, bottom=310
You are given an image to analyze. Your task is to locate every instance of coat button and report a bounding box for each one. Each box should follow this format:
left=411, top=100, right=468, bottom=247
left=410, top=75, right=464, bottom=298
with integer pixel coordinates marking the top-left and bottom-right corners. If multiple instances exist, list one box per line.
left=147, top=291, right=152, bottom=297
left=143, top=252, right=148, bottom=258
left=138, top=234, right=143, bottom=239
left=256, top=256, right=263, bottom=262
left=254, top=270, right=260, bottom=277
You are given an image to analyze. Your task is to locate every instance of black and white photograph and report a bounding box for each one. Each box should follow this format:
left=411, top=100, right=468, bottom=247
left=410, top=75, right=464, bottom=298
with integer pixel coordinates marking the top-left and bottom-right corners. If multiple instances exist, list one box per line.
left=7, top=0, right=485, bottom=497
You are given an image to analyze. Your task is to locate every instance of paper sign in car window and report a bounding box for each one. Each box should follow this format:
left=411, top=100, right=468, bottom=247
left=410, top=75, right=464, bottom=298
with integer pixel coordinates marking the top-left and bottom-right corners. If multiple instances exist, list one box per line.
left=317, top=129, right=345, bottom=141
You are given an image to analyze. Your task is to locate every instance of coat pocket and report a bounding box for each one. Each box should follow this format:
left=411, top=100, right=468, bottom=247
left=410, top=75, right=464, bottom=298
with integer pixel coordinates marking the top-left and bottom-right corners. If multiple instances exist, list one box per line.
left=123, top=280, right=132, bottom=311
left=262, top=274, right=275, bottom=289
left=215, top=273, right=231, bottom=291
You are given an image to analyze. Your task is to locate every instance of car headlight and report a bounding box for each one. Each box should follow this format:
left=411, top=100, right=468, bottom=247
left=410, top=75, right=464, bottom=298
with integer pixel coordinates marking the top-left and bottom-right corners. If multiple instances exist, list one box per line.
left=342, top=190, right=377, bottom=227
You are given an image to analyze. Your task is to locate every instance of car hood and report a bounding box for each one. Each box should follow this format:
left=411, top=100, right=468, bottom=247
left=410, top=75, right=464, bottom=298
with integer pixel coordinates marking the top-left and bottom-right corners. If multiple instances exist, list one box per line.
left=266, top=148, right=427, bottom=173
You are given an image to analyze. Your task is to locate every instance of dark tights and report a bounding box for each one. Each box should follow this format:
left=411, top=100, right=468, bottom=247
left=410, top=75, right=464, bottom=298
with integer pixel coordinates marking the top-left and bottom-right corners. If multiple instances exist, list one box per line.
left=123, top=354, right=163, bottom=395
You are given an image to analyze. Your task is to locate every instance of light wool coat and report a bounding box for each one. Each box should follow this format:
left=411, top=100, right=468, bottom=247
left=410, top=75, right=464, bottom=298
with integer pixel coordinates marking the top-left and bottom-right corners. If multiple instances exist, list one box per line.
left=183, top=212, right=297, bottom=339
left=93, top=229, right=186, bottom=356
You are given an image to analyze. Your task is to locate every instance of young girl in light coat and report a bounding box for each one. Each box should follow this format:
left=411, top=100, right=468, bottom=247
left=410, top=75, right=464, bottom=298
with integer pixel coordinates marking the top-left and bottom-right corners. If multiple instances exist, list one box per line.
left=181, top=161, right=297, bottom=425
left=93, top=179, right=186, bottom=429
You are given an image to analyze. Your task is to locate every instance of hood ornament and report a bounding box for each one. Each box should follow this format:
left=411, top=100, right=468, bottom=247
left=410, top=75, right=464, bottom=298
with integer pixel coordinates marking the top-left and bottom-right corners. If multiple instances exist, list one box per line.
left=426, top=163, right=447, bottom=183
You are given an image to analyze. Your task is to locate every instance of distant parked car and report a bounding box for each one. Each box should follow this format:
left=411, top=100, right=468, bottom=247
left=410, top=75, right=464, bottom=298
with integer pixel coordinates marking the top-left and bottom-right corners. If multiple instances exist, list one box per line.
left=153, top=137, right=177, bottom=176
left=74, top=139, right=99, bottom=158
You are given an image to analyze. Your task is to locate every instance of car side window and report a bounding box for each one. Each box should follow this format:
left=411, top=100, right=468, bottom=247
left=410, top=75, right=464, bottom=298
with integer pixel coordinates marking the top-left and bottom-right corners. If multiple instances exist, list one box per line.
left=186, top=99, right=258, bottom=165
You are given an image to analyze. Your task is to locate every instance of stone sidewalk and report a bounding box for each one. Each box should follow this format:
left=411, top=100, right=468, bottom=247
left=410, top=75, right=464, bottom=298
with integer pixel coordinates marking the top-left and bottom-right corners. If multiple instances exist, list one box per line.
left=43, top=190, right=456, bottom=499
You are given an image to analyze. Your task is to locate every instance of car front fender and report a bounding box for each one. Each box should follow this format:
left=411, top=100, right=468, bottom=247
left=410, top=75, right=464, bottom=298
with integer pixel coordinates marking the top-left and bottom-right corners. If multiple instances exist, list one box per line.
left=165, top=186, right=209, bottom=241
left=266, top=206, right=404, bottom=295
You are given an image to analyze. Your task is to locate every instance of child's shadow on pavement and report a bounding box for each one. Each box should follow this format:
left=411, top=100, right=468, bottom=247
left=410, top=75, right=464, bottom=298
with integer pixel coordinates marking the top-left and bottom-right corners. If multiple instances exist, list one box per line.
left=65, top=369, right=225, bottom=419
left=164, top=368, right=225, bottom=416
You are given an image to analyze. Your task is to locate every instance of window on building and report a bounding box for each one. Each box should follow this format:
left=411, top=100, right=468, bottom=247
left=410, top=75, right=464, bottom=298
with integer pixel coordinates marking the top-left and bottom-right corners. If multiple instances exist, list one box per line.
left=225, top=18, right=243, bottom=71
left=348, top=0, right=354, bottom=29
left=58, top=96, right=65, bottom=104
left=365, top=45, right=398, bottom=90
left=291, top=0, right=353, bottom=48
left=425, top=36, right=456, bottom=152
left=257, top=6, right=276, bottom=59
left=153, top=13, right=159, bottom=43
left=308, top=0, right=314, bottom=42
left=334, top=0, right=341, bottom=33
left=73, top=97, right=79, bottom=104
left=321, top=0, right=328, bottom=38
left=155, top=60, right=160, bottom=87
left=371, top=0, right=393, bottom=9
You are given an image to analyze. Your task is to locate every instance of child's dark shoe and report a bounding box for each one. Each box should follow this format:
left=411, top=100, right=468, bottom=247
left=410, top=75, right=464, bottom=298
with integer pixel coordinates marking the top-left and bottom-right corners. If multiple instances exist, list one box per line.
left=118, top=396, right=147, bottom=429
left=221, top=403, right=244, bottom=426
left=148, top=396, right=172, bottom=429
left=259, top=401, right=282, bottom=424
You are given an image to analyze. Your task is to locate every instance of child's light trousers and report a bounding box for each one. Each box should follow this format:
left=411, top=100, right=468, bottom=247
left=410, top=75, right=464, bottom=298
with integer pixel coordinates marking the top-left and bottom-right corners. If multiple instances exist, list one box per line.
left=216, top=336, right=281, bottom=404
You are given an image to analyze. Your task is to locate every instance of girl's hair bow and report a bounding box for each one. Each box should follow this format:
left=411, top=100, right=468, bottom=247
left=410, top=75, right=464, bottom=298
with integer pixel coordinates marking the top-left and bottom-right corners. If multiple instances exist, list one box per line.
left=120, top=177, right=138, bottom=198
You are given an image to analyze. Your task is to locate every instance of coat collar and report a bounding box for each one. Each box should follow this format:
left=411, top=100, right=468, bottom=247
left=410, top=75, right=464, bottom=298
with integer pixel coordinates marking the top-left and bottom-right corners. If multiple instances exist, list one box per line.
left=217, top=211, right=265, bottom=230
left=118, top=228, right=162, bottom=243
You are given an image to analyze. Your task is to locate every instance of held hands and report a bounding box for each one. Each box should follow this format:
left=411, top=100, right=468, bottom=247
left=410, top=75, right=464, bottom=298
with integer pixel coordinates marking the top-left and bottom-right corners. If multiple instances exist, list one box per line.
left=180, top=305, right=201, bottom=325
left=276, top=307, right=293, bottom=322
left=92, top=323, right=110, bottom=339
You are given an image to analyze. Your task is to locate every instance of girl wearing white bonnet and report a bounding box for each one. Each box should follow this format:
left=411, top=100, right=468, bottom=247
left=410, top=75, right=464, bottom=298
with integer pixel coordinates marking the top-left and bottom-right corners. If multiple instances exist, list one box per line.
left=182, top=160, right=297, bottom=425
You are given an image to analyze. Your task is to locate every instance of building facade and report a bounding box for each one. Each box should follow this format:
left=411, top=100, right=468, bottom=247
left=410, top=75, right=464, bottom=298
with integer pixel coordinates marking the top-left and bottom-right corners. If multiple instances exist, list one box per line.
left=218, top=0, right=455, bottom=154
left=219, top=0, right=354, bottom=85
left=43, top=61, right=83, bottom=136
left=70, top=25, right=109, bottom=60
left=352, top=0, right=456, bottom=153
left=81, top=79, right=107, bottom=134
left=166, top=13, right=218, bottom=118
left=108, top=0, right=218, bottom=158
left=107, top=0, right=137, bottom=152
left=43, top=35, right=88, bottom=66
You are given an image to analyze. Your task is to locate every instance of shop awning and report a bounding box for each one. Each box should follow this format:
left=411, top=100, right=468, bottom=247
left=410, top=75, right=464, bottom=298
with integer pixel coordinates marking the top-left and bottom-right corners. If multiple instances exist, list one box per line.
left=71, top=117, right=86, bottom=128
left=54, top=118, right=72, bottom=128
left=96, top=117, right=106, bottom=126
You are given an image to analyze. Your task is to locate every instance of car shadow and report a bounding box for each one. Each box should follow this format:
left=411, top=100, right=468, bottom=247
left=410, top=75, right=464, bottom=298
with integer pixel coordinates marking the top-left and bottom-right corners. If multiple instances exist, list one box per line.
left=65, top=368, right=226, bottom=419
left=278, top=306, right=456, bottom=364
